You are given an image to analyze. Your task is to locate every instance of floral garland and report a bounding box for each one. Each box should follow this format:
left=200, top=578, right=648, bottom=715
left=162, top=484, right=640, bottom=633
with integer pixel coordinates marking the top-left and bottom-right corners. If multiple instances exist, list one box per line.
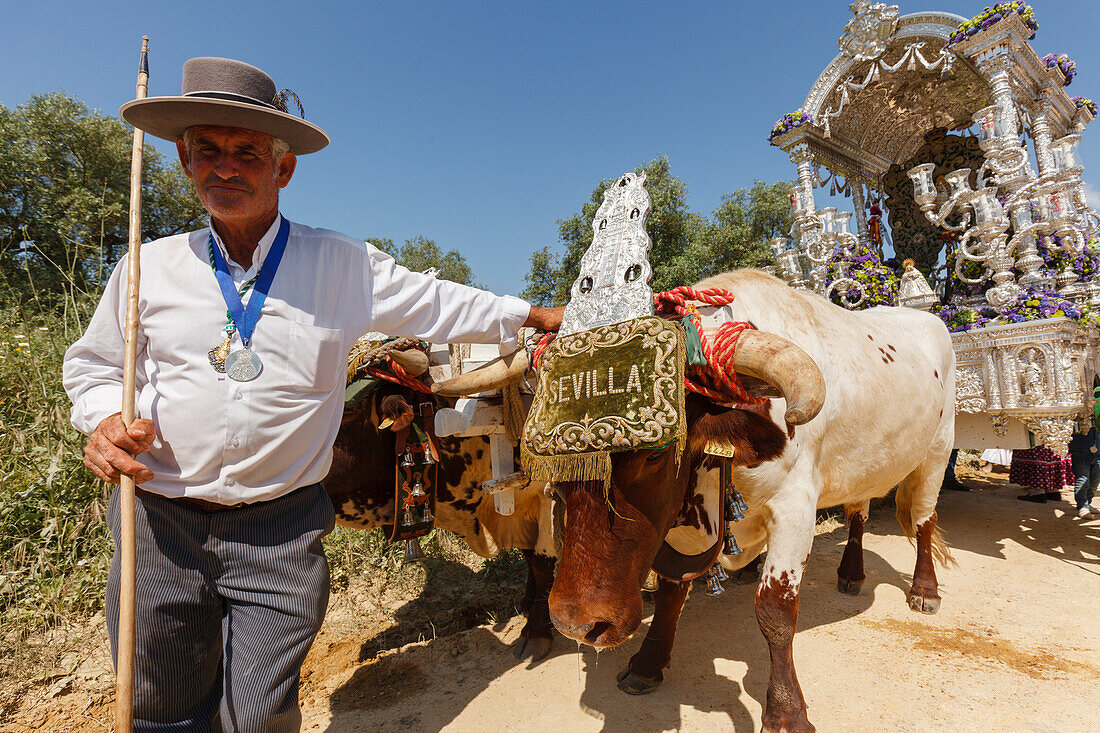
left=1072, top=96, right=1097, bottom=115
left=825, top=242, right=901, bottom=307
left=1037, top=235, right=1100, bottom=279
left=1041, top=53, right=1077, bottom=86
left=769, top=109, right=813, bottom=142
left=947, top=2, right=1037, bottom=46
left=936, top=302, right=993, bottom=333
left=936, top=288, right=1099, bottom=333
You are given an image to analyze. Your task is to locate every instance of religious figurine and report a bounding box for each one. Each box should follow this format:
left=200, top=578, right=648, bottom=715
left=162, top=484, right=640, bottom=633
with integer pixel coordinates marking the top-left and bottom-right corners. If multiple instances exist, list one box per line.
left=1021, top=353, right=1046, bottom=404
left=898, top=258, right=939, bottom=311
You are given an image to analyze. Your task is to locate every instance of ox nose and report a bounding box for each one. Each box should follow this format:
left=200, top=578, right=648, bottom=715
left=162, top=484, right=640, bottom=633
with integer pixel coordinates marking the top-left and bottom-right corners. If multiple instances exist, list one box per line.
left=548, top=593, right=641, bottom=649
left=549, top=612, right=616, bottom=646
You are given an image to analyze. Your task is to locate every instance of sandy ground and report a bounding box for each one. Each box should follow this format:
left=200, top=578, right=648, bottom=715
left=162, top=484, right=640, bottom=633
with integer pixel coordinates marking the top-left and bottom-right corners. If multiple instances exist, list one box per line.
left=298, top=469, right=1100, bottom=733
left=5, top=468, right=1098, bottom=732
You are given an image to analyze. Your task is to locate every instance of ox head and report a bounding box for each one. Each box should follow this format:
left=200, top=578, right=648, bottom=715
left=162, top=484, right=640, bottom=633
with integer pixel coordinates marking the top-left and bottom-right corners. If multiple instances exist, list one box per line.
left=433, top=327, right=824, bottom=648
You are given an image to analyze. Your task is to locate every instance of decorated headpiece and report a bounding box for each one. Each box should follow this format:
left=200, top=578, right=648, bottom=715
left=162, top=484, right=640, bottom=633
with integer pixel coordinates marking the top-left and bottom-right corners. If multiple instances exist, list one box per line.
left=521, top=172, right=686, bottom=485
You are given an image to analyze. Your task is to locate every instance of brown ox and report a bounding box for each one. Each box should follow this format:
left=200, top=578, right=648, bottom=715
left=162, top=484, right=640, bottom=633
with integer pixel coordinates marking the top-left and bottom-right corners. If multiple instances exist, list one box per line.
left=325, top=381, right=556, bottom=661
left=437, top=270, right=955, bottom=733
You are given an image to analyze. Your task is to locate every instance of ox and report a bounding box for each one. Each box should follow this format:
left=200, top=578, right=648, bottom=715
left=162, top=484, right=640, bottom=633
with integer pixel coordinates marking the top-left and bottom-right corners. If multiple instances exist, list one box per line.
left=325, top=375, right=557, bottom=662
left=443, top=269, right=955, bottom=733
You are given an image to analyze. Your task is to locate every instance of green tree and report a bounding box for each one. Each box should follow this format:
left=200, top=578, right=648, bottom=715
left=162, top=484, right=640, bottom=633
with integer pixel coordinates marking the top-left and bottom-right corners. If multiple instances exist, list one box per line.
left=551, top=156, right=701, bottom=303
left=0, top=92, right=206, bottom=302
left=366, top=235, right=478, bottom=286
left=526, top=157, right=790, bottom=301
left=661, top=180, right=791, bottom=285
left=520, top=245, right=561, bottom=306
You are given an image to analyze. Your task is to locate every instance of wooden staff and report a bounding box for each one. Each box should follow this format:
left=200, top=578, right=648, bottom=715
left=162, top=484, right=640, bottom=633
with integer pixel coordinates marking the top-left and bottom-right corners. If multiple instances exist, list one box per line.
left=116, top=35, right=149, bottom=733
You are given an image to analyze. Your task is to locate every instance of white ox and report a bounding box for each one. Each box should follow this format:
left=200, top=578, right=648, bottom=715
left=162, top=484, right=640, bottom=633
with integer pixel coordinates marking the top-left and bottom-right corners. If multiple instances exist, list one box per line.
left=457, top=269, right=956, bottom=733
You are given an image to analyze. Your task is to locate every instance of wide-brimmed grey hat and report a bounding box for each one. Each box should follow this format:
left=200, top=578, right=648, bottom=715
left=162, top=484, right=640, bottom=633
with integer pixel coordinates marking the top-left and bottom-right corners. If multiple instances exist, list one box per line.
left=120, top=57, right=329, bottom=154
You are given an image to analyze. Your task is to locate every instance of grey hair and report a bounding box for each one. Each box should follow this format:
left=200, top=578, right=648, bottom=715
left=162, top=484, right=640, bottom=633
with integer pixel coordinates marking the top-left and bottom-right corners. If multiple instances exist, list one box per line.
left=182, top=127, right=291, bottom=162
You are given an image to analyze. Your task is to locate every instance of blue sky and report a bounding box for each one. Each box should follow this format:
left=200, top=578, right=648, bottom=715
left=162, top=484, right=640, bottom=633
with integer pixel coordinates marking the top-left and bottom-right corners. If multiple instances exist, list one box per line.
left=5, top=1, right=1100, bottom=296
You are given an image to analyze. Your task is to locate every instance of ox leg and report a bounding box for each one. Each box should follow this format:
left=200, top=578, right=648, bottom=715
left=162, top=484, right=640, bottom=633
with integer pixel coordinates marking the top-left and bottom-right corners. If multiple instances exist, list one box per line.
left=513, top=549, right=556, bottom=662
left=616, top=576, right=691, bottom=695
left=756, top=503, right=816, bottom=733
left=897, top=460, right=949, bottom=616
left=907, top=512, right=941, bottom=615
left=836, top=501, right=869, bottom=596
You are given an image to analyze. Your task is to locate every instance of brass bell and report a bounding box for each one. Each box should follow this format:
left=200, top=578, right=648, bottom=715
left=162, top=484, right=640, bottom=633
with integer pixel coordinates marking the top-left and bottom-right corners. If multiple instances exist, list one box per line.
left=725, top=493, right=746, bottom=522
left=736, top=492, right=749, bottom=515
left=420, top=502, right=434, bottom=523
left=400, top=449, right=415, bottom=467
left=403, top=538, right=427, bottom=563
left=712, top=563, right=728, bottom=582
left=401, top=505, right=415, bottom=527
left=705, top=565, right=725, bottom=596
left=642, top=569, right=659, bottom=592
left=722, top=529, right=742, bottom=556
left=410, top=478, right=425, bottom=497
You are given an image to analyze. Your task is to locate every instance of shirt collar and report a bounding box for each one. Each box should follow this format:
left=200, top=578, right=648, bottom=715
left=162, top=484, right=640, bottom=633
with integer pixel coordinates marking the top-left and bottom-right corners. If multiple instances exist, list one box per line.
left=208, top=213, right=284, bottom=279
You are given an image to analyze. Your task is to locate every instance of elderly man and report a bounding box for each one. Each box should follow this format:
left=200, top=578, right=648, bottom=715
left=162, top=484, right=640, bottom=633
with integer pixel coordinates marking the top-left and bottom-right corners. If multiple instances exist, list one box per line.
left=63, top=57, right=562, bottom=732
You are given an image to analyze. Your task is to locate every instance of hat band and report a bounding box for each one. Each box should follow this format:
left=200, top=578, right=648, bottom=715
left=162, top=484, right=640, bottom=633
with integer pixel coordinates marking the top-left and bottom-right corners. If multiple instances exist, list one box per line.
left=184, top=90, right=279, bottom=111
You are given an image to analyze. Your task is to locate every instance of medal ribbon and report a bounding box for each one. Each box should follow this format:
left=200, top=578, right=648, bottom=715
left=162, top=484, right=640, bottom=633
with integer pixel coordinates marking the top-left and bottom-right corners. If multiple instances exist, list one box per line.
left=210, top=216, right=290, bottom=347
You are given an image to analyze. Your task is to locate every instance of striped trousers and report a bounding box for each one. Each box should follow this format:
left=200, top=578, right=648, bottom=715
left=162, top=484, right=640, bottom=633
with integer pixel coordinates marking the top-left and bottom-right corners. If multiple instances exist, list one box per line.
left=106, top=483, right=335, bottom=732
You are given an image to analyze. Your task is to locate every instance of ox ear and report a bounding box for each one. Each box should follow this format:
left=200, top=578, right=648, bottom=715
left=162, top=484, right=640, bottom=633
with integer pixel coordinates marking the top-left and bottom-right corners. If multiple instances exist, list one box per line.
left=688, top=402, right=786, bottom=466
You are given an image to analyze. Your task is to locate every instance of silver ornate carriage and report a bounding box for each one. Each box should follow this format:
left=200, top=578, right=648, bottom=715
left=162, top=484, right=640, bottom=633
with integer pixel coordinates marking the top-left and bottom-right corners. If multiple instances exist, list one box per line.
left=767, top=2, right=1100, bottom=455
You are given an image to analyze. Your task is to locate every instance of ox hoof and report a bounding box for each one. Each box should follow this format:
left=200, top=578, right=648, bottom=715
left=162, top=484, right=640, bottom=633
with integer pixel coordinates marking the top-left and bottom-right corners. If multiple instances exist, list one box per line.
left=836, top=577, right=863, bottom=596
left=616, top=667, right=662, bottom=695
left=512, top=633, right=552, bottom=662
left=906, top=590, right=941, bottom=615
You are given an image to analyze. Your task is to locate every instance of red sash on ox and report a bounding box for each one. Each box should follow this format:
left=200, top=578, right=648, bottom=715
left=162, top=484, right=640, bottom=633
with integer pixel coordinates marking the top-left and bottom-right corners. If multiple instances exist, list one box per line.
left=388, top=418, right=439, bottom=543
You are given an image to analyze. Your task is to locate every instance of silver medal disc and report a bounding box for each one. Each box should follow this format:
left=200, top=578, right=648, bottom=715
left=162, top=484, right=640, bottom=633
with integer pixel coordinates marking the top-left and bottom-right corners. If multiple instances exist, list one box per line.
left=225, top=347, right=263, bottom=382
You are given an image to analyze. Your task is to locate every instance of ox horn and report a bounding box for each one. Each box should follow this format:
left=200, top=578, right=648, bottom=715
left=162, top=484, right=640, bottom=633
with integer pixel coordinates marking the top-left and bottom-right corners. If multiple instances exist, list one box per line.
left=727, top=329, right=825, bottom=425
left=431, top=348, right=530, bottom=397
left=388, top=347, right=429, bottom=377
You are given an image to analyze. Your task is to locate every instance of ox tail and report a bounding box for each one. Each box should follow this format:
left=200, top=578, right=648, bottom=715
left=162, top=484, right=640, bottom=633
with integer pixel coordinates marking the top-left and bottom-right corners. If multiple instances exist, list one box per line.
left=894, top=488, right=957, bottom=569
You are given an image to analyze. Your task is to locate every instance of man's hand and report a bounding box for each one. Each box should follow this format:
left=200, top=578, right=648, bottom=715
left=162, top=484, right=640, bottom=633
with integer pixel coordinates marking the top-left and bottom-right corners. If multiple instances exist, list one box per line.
left=524, top=306, right=565, bottom=333
left=84, top=413, right=157, bottom=484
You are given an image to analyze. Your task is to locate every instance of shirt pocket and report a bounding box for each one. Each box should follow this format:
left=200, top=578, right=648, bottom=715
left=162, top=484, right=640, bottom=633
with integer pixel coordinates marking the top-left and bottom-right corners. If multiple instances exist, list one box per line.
left=285, top=322, right=345, bottom=393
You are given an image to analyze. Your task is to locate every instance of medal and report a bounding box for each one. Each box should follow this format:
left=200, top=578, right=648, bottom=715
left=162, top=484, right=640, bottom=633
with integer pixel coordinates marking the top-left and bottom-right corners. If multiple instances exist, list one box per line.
left=225, top=344, right=263, bottom=382
left=208, top=334, right=233, bottom=373
left=208, top=217, right=290, bottom=380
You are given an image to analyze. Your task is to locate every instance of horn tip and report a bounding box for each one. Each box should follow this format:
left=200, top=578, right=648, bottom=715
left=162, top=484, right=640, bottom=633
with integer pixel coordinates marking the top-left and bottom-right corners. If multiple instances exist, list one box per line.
left=784, top=402, right=822, bottom=426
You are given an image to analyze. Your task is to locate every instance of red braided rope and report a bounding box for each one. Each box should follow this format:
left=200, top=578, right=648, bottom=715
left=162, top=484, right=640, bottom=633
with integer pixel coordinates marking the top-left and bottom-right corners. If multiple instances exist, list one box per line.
left=530, top=286, right=762, bottom=408
left=363, top=357, right=433, bottom=394
left=653, top=287, right=763, bottom=407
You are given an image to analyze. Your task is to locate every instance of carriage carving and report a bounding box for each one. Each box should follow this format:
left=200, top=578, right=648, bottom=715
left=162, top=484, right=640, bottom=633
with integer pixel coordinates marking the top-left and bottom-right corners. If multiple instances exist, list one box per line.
left=767, top=1, right=1100, bottom=455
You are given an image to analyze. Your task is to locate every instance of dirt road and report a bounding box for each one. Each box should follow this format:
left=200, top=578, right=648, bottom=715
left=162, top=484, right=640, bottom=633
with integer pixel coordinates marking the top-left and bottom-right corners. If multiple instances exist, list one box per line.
left=300, top=471, right=1100, bottom=732
left=6, top=469, right=1098, bottom=732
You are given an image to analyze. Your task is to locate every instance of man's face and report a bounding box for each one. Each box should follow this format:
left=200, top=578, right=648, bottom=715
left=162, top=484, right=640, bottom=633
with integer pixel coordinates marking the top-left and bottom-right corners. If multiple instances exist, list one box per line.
left=176, top=126, right=296, bottom=226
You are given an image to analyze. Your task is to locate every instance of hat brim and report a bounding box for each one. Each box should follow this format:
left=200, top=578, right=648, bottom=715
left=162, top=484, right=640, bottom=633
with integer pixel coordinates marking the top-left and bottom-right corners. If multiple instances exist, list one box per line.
left=120, top=96, right=329, bottom=155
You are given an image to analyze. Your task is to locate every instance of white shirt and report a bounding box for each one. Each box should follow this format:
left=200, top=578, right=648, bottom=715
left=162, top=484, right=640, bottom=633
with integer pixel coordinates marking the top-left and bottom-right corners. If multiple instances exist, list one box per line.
left=63, top=215, right=530, bottom=504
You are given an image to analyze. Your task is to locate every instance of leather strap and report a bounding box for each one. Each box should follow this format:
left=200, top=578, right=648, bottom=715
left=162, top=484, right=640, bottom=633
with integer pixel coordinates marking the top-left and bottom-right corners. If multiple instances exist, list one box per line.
left=651, top=473, right=726, bottom=582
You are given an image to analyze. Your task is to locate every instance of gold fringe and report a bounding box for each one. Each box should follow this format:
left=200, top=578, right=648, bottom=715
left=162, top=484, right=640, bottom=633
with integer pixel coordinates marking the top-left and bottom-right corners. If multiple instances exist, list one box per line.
left=674, top=323, right=687, bottom=473
left=521, top=445, right=612, bottom=487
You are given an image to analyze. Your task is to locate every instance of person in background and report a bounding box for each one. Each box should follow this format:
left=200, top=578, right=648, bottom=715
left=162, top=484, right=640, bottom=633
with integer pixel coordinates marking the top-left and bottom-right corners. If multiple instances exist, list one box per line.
left=1067, top=386, right=1100, bottom=518
left=941, top=448, right=969, bottom=492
